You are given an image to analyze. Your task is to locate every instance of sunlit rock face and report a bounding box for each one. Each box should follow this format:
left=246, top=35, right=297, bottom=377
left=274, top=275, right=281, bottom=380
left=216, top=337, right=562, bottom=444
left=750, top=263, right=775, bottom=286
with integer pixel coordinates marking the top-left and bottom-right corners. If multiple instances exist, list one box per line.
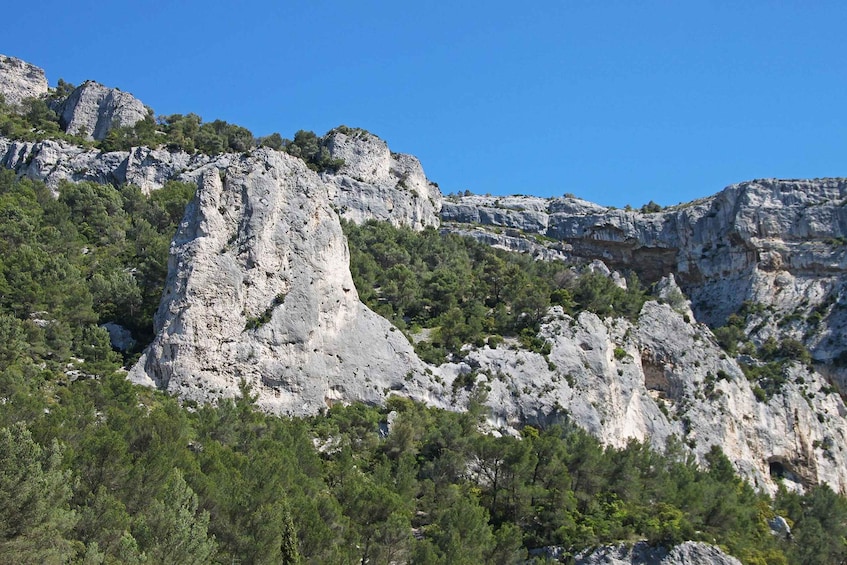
left=574, top=540, right=743, bottom=565
left=322, top=128, right=442, bottom=230
left=438, top=298, right=847, bottom=495
left=129, top=148, right=444, bottom=415
left=0, top=54, right=48, bottom=106
left=0, top=128, right=443, bottom=229
left=53, top=80, right=149, bottom=140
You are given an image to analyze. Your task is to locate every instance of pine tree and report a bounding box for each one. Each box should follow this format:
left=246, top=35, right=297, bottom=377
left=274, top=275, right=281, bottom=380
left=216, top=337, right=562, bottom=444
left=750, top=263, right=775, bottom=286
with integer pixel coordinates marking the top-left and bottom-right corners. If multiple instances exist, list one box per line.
left=0, top=423, right=77, bottom=564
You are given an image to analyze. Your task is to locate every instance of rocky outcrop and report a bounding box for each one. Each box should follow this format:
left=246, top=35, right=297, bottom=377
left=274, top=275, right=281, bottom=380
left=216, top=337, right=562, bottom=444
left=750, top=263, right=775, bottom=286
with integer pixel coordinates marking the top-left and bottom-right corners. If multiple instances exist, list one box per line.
left=0, top=55, right=47, bottom=107
left=129, top=148, right=445, bottom=415
left=442, top=181, right=847, bottom=361
left=442, top=225, right=571, bottom=262
left=322, top=128, right=441, bottom=229
left=437, top=297, right=847, bottom=494
left=3, top=54, right=847, bottom=498
left=574, top=541, right=742, bottom=565
left=0, top=132, right=442, bottom=229
left=0, top=136, right=242, bottom=194
left=54, top=80, right=149, bottom=140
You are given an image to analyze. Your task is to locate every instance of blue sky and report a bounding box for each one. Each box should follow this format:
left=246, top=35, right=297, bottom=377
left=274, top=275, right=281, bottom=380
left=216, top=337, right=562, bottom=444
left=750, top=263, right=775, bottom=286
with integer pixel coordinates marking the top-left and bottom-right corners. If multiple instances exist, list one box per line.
left=5, top=1, right=846, bottom=207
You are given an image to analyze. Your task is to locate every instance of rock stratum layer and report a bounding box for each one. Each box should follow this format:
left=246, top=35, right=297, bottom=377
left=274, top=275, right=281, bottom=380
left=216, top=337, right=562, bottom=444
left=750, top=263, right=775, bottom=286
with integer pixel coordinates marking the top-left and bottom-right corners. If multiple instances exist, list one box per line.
left=129, top=149, right=443, bottom=415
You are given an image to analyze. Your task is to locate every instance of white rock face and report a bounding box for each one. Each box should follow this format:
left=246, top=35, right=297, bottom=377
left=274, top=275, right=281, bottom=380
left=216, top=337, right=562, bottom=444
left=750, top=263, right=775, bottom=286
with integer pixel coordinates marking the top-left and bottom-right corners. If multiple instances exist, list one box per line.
left=575, top=541, right=742, bottom=565
left=55, top=80, right=148, bottom=140
left=438, top=300, right=847, bottom=494
left=129, top=149, right=445, bottom=415
left=445, top=180, right=847, bottom=320
left=323, top=129, right=441, bottom=229
left=0, top=55, right=47, bottom=106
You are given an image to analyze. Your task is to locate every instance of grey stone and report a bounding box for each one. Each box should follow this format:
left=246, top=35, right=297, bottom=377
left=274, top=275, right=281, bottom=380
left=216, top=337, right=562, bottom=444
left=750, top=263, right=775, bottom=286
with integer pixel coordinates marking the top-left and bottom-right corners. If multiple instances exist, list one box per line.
left=443, top=179, right=847, bottom=390
left=322, top=129, right=441, bottom=229
left=768, top=515, right=792, bottom=539
left=54, top=80, right=148, bottom=140
left=102, top=322, right=137, bottom=352
left=0, top=55, right=47, bottom=107
left=575, top=541, right=742, bottom=565
left=129, top=148, right=446, bottom=415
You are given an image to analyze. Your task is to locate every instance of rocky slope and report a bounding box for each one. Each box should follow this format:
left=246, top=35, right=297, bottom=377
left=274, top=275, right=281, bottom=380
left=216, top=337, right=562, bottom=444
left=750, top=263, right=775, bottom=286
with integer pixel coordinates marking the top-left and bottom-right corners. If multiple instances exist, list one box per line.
left=574, top=541, right=742, bottom=565
left=441, top=187, right=847, bottom=493
left=438, top=295, right=847, bottom=494
left=0, top=131, right=442, bottom=227
left=129, top=148, right=446, bottom=415
left=443, top=183, right=847, bottom=369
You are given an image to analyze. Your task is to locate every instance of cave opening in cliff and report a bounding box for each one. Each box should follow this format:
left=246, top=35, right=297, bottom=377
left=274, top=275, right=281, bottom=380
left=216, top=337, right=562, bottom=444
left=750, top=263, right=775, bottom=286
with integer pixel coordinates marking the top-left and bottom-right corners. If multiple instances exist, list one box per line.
left=769, top=460, right=787, bottom=479
left=642, top=354, right=670, bottom=396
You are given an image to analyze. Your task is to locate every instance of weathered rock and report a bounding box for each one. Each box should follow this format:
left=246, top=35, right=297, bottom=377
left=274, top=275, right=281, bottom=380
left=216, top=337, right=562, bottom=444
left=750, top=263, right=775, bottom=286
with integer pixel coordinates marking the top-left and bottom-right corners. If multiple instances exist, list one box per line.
left=0, top=55, right=47, bottom=107
left=442, top=225, right=572, bottom=262
left=437, top=300, right=847, bottom=494
left=0, top=132, right=442, bottom=228
left=322, top=128, right=441, bottom=229
left=0, top=137, right=129, bottom=189
left=54, top=80, right=148, bottom=140
left=768, top=515, right=792, bottom=539
left=442, top=180, right=847, bottom=372
left=102, top=322, right=137, bottom=352
left=129, top=148, right=445, bottom=415
left=574, top=541, right=742, bottom=565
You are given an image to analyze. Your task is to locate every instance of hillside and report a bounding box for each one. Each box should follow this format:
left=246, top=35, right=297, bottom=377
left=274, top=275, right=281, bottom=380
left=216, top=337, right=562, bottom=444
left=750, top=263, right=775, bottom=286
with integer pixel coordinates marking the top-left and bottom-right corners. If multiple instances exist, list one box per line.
left=1, top=54, right=846, bottom=563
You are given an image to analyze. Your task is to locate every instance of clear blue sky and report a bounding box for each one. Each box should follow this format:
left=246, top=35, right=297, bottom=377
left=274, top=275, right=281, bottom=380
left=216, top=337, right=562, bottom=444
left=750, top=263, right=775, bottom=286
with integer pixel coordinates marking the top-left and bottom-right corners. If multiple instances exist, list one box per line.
left=5, top=1, right=846, bottom=207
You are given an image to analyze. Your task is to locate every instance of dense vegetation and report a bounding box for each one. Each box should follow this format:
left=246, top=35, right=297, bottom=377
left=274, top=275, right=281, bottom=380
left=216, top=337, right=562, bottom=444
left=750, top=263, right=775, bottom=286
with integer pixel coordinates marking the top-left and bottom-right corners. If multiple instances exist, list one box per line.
left=3, top=373, right=846, bottom=563
left=345, top=220, right=648, bottom=364
left=0, top=165, right=845, bottom=562
left=0, top=170, right=193, bottom=361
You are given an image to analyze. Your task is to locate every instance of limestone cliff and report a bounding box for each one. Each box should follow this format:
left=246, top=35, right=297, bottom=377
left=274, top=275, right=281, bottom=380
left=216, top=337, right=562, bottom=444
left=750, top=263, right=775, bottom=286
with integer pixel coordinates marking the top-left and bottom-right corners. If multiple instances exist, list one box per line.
left=0, top=54, right=47, bottom=107
left=129, top=148, right=445, bottom=415
left=442, top=181, right=847, bottom=369
left=0, top=136, right=222, bottom=194
left=439, top=297, right=847, bottom=494
left=322, top=128, right=442, bottom=230
left=0, top=133, right=442, bottom=228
